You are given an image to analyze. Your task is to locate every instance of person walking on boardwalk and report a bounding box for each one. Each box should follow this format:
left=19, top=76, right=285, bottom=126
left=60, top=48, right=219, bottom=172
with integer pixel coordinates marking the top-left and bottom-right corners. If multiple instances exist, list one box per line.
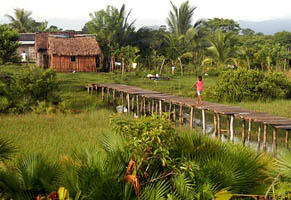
left=192, top=76, right=204, bottom=105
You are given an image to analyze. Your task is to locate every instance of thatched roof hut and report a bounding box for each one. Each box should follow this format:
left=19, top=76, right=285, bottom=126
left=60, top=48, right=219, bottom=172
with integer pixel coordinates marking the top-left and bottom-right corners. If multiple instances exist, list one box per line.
left=47, top=35, right=101, bottom=56
left=35, top=32, right=102, bottom=72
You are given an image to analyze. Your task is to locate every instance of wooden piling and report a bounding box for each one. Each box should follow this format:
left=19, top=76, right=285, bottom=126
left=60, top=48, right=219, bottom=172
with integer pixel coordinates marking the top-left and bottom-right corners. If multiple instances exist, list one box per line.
left=143, top=97, right=146, bottom=115
left=273, top=128, right=277, bottom=154
left=87, top=85, right=90, bottom=94
left=131, top=96, right=135, bottom=111
left=179, top=104, right=183, bottom=125
left=164, top=103, right=167, bottom=112
left=190, top=106, right=194, bottom=129
left=286, top=131, right=289, bottom=149
left=148, top=99, right=151, bottom=115
left=126, top=93, right=130, bottom=114
left=173, top=104, right=176, bottom=121
left=217, top=114, right=221, bottom=138
left=107, top=88, right=110, bottom=102
left=140, top=96, right=144, bottom=115
left=136, top=96, right=140, bottom=116
left=230, top=115, right=234, bottom=143
left=202, top=109, right=206, bottom=135
left=113, top=89, right=116, bottom=106
left=242, top=119, right=246, bottom=145
left=159, top=100, right=162, bottom=115
left=247, top=119, right=252, bottom=143
left=214, top=114, right=217, bottom=136
left=263, top=124, right=267, bottom=151
left=90, top=85, right=93, bottom=95
left=257, top=124, right=261, bottom=151
left=120, top=92, right=124, bottom=113
left=152, top=99, right=155, bottom=115
left=169, top=102, right=172, bottom=120
left=95, top=85, right=98, bottom=97
left=227, top=116, right=230, bottom=138
left=101, top=87, right=104, bottom=102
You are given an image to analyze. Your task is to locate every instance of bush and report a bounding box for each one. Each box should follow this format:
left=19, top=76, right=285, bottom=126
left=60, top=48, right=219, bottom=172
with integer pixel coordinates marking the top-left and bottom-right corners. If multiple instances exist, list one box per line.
left=212, top=68, right=291, bottom=102
left=0, top=66, right=60, bottom=113
left=0, top=25, right=20, bottom=64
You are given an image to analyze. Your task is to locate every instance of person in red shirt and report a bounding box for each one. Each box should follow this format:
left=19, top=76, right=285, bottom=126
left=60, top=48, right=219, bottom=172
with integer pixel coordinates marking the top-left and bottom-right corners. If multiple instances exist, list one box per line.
left=192, top=76, right=203, bottom=105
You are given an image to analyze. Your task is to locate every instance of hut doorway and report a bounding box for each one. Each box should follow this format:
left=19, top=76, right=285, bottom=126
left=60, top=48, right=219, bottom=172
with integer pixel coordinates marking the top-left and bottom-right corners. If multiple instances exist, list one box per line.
left=43, top=55, right=49, bottom=69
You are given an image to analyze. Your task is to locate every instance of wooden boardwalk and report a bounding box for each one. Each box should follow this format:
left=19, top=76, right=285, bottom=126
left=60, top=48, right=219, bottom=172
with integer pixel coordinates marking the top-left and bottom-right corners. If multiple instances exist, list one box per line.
left=86, top=83, right=291, bottom=153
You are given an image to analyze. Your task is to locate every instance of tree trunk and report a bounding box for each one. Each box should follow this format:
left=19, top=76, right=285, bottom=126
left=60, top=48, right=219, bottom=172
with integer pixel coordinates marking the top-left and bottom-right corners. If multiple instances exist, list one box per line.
left=178, top=58, right=183, bottom=76
left=159, top=59, right=165, bottom=74
left=122, top=58, right=125, bottom=75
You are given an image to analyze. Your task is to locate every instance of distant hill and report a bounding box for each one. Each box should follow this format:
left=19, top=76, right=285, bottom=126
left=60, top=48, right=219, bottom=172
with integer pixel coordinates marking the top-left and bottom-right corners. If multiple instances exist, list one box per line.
left=238, top=19, right=291, bottom=35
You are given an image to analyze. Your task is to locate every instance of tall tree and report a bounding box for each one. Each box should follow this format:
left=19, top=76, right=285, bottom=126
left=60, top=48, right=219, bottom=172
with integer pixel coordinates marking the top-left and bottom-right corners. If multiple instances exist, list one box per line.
left=0, top=25, right=19, bottom=64
left=5, top=8, right=33, bottom=33
left=167, top=0, right=196, bottom=35
left=203, top=29, right=239, bottom=68
left=82, top=4, right=135, bottom=71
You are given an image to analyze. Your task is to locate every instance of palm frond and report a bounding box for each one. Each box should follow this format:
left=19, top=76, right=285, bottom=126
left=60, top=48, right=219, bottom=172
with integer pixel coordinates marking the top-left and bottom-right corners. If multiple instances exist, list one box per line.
left=0, top=138, right=16, bottom=162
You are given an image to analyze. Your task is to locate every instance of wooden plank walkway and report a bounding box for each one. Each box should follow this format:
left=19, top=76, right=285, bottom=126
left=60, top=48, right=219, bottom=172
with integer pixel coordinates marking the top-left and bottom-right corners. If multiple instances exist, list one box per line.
left=86, top=83, right=291, bottom=153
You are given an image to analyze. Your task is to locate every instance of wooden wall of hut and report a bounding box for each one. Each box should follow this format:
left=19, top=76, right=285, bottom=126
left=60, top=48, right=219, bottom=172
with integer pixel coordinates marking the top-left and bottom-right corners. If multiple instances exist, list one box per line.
left=50, top=55, right=96, bottom=72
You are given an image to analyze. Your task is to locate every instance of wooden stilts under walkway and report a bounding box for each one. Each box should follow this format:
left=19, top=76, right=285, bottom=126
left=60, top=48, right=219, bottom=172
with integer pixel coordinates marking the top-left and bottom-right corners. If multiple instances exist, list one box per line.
left=86, top=83, right=291, bottom=153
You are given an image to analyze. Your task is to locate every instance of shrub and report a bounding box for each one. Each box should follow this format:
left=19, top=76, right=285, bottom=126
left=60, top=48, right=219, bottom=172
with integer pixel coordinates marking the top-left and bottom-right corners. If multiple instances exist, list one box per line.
left=0, top=66, right=60, bottom=113
left=0, top=25, right=20, bottom=64
left=212, top=68, right=291, bottom=102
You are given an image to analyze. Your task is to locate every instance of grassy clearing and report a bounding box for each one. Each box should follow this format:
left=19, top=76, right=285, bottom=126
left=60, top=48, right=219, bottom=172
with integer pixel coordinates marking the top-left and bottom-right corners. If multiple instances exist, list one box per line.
left=0, top=109, right=112, bottom=160
left=0, top=64, right=291, bottom=159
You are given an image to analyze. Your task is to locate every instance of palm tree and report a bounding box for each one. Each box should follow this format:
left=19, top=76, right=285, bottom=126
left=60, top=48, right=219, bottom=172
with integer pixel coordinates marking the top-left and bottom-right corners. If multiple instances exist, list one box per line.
left=203, top=29, right=238, bottom=68
left=167, top=1, right=197, bottom=35
left=0, top=154, right=61, bottom=200
left=5, top=8, right=33, bottom=33
left=0, top=138, right=15, bottom=163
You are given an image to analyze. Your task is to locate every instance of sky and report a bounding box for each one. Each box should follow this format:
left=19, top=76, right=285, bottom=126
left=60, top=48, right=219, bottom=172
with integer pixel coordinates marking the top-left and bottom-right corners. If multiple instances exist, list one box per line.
left=1, top=0, right=291, bottom=30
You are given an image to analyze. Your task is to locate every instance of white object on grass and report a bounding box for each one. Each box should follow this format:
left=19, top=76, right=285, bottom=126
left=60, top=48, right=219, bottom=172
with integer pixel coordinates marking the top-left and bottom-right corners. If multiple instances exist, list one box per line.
left=116, top=105, right=128, bottom=113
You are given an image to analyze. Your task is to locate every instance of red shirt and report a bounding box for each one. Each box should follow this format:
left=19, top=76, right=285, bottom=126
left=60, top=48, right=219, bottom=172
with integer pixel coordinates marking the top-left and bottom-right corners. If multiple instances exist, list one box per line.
left=196, top=80, right=203, bottom=91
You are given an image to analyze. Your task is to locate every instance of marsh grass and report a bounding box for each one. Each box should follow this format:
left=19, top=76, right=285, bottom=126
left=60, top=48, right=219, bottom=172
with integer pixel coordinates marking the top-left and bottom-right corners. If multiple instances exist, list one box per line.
left=0, top=64, right=291, bottom=159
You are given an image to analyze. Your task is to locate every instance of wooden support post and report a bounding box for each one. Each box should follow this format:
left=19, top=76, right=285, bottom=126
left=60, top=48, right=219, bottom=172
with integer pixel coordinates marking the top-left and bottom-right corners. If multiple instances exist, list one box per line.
left=227, top=116, right=230, bottom=138
left=143, top=97, right=146, bottom=115
left=87, top=85, right=90, bottom=94
left=136, top=96, right=140, bottom=116
left=148, top=99, right=151, bottom=115
left=217, top=114, right=221, bottom=138
left=214, top=114, right=217, bottom=136
left=121, top=92, right=124, bottom=113
left=107, top=88, right=110, bottom=103
left=190, top=106, right=194, bottom=129
left=155, top=101, right=159, bottom=114
left=164, top=103, right=167, bottom=112
left=101, top=87, right=104, bottom=102
left=257, top=124, right=261, bottom=151
left=179, top=104, right=183, bottom=125
left=247, top=119, right=252, bottom=143
left=169, top=102, right=172, bottom=120
left=159, top=100, right=162, bottom=115
left=202, top=109, right=206, bottom=135
left=95, top=85, right=98, bottom=97
left=90, top=85, right=93, bottom=95
left=151, top=100, right=154, bottom=115
left=273, top=128, right=277, bottom=154
left=230, top=115, right=234, bottom=143
left=140, top=96, right=144, bottom=115
left=242, top=119, right=246, bottom=145
left=263, top=124, right=267, bottom=151
left=131, top=96, right=135, bottom=111
left=286, top=131, right=289, bottom=149
left=173, top=104, right=176, bottom=121
left=126, top=93, right=130, bottom=114
left=113, top=89, right=116, bottom=106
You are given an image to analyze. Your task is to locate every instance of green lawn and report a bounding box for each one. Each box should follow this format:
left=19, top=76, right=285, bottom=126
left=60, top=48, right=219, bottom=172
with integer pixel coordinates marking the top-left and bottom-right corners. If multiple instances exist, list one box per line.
left=1, top=64, right=291, bottom=160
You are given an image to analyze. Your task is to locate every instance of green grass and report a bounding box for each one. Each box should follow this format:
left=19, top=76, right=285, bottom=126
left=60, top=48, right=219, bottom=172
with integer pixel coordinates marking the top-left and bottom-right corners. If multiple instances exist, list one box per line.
left=0, top=109, right=112, bottom=160
left=0, top=64, right=291, bottom=159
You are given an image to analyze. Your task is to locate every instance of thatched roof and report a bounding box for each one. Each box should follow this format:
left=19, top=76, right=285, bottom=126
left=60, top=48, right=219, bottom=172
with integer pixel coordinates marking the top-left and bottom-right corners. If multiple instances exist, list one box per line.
left=47, top=35, right=101, bottom=56
left=35, top=32, right=77, bottom=51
